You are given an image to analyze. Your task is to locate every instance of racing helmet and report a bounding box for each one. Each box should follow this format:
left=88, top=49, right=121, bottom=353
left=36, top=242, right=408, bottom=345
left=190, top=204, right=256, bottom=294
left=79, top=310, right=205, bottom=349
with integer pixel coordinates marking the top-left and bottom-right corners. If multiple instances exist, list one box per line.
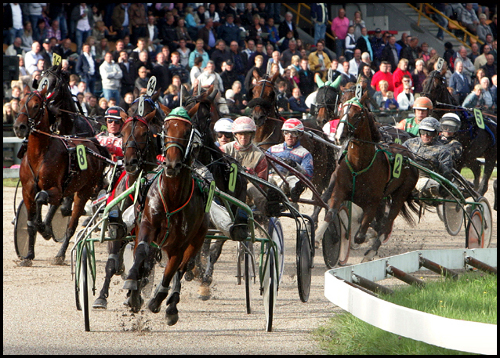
left=232, top=116, right=256, bottom=133
left=105, top=106, right=126, bottom=120
left=419, top=116, right=440, bottom=133
left=282, top=118, right=305, bottom=133
left=413, top=96, right=433, bottom=111
left=214, top=118, right=234, bottom=133
left=440, top=113, right=461, bottom=133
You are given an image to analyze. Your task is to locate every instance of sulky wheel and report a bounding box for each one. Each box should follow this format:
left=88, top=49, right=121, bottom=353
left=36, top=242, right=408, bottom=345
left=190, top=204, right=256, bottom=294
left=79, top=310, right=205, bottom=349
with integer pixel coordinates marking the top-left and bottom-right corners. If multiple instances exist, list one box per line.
left=477, top=197, right=493, bottom=248
left=442, top=198, right=464, bottom=236
left=337, top=204, right=351, bottom=266
left=243, top=240, right=254, bottom=314
left=296, top=228, right=312, bottom=303
left=263, top=242, right=277, bottom=332
left=322, top=211, right=342, bottom=269
left=465, top=208, right=484, bottom=249
left=78, top=246, right=92, bottom=331
left=51, top=206, right=71, bottom=243
left=14, top=200, right=29, bottom=259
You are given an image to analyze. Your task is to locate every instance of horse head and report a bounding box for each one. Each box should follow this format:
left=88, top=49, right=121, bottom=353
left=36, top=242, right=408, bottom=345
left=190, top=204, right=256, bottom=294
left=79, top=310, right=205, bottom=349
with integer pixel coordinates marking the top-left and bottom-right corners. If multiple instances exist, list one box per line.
left=122, top=109, right=157, bottom=175
left=250, top=70, right=279, bottom=127
left=315, top=75, right=342, bottom=126
left=14, top=85, right=49, bottom=139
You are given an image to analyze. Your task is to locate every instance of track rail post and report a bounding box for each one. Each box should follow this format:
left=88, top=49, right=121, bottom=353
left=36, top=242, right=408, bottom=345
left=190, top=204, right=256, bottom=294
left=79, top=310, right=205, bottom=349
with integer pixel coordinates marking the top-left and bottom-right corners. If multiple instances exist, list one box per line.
left=465, top=256, right=497, bottom=275
left=352, top=274, right=394, bottom=295
left=418, top=255, right=459, bottom=280
left=386, top=265, right=426, bottom=288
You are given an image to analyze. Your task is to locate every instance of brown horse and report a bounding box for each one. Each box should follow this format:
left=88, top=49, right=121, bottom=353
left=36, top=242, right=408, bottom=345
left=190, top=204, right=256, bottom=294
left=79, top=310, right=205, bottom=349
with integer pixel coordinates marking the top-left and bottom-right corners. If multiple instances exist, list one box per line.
left=13, top=86, right=109, bottom=266
left=123, top=105, right=209, bottom=325
left=421, top=69, right=497, bottom=195
left=327, top=95, right=419, bottom=261
left=249, top=70, right=336, bottom=225
left=92, top=109, right=159, bottom=309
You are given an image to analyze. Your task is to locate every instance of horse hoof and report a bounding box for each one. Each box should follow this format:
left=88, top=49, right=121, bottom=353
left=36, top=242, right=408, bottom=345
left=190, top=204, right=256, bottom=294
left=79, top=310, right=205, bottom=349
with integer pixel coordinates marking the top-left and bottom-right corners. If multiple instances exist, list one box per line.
left=166, top=313, right=179, bottom=326
left=128, top=292, right=144, bottom=313
left=52, top=256, right=65, bottom=265
left=362, top=250, right=377, bottom=263
left=184, top=270, right=195, bottom=282
left=147, top=299, right=161, bottom=314
left=354, top=235, right=366, bottom=245
left=19, top=259, right=33, bottom=267
left=40, top=225, right=53, bottom=240
left=197, top=285, right=211, bottom=301
left=92, top=298, right=108, bottom=310
left=123, top=279, right=138, bottom=291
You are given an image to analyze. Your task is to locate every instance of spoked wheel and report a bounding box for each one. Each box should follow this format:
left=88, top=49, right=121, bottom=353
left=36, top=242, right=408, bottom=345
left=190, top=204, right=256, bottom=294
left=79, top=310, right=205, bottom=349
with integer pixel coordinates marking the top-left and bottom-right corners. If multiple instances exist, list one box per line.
left=51, top=206, right=71, bottom=243
left=466, top=208, right=484, bottom=248
left=322, top=211, right=342, bottom=269
left=14, top=200, right=29, bottom=259
left=442, top=198, right=464, bottom=236
left=296, top=227, right=312, bottom=303
left=477, top=197, right=493, bottom=248
left=268, top=218, right=284, bottom=282
left=243, top=240, right=253, bottom=314
left=78, top=246, right=92, bottom=331
left=337, top=204, right=351, bottom=266
left=262, top=243, right=277, bottom=332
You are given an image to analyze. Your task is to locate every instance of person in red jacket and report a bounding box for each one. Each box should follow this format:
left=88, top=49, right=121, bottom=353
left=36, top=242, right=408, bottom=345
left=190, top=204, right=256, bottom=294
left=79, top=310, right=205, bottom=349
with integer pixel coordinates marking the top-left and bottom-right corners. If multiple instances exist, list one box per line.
left=95, top=106, right=125, bottom=162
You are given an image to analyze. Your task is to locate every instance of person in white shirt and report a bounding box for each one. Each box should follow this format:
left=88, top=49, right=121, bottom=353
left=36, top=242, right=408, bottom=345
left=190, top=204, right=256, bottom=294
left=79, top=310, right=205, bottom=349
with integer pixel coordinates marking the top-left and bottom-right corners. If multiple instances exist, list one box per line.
left=8, top=3, right=25, bottom=45
left=194, top=60, right=223, bottom=94
left=99, top=52, right=123, bottom=101
left=396, top=79, right=415, bottom=110
left=24, top=41, right=44, bottom=75
left=348, top=48, right=362, bottom=78
left=73, top=3, right=93, bottom=53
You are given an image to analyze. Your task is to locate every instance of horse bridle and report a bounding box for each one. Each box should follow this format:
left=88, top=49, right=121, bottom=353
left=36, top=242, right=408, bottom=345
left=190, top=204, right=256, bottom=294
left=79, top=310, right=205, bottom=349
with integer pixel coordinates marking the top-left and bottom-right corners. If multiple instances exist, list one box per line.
left=123, top=116, right=158, bottom=167
left=316, top=86, right=340, bottom=119
left=17, top=91, right=47, bottom=132
left=162, top=117, right=193, bottom=163
left=338, top=102, right=365, bottom=139
left=248, top=77, right=278, bottom=122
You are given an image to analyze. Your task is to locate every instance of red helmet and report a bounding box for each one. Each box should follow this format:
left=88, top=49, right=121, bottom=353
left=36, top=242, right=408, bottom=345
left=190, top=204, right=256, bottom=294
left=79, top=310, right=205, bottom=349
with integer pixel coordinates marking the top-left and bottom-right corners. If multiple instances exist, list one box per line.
left=282, top=118, right=304, bottom=133
left=232, top=116, right=256, bottom=133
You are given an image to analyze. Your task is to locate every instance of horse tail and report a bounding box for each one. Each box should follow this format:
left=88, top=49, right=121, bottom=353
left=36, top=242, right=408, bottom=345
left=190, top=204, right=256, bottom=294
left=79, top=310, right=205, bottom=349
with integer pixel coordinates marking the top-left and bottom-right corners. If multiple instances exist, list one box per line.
left=399, top=196, right=419, bottom=226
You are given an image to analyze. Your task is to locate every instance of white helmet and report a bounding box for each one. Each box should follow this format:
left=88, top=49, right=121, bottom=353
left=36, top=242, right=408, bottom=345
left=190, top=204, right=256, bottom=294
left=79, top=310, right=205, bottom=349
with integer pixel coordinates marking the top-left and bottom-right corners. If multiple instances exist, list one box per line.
left=419, top=116, right=441, bottom=132
left=232, top=116, right=256, bottom=133
left=214, top=118, right=234, bottom=133
left=282, top=118, right=304, bottom=133
left=440, top=113, right=461, bottom=132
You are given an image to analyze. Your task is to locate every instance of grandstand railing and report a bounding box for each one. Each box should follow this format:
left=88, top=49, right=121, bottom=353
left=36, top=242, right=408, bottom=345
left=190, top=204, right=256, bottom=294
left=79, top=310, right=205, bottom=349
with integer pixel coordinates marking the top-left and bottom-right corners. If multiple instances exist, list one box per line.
left=407, top=3, right=484, bottom=50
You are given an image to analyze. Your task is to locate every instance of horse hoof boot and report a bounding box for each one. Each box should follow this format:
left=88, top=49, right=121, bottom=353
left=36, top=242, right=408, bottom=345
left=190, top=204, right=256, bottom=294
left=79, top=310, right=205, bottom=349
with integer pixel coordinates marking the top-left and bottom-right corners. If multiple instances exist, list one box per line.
left=19, top=259, right=33, bottom=267
left=123, top=279, right=138, bottom=291
left=166, top=312, right=179, bottom=326
left=197, top=285, right=211, bottom=301
left=52, top=256, right=65, bottom=265
left=92, top=297, right=108, bottom=310
left=40, top=224, right=54, bottom=240
left=229, top=224, right=249, bottom=242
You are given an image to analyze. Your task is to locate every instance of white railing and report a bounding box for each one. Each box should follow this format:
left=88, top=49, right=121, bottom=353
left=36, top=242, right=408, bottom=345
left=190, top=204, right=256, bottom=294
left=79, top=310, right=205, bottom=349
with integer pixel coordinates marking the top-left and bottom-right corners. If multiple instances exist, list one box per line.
left=325, top=248, right=497, bottom=355
left=3, top=137, right=23, bottom=178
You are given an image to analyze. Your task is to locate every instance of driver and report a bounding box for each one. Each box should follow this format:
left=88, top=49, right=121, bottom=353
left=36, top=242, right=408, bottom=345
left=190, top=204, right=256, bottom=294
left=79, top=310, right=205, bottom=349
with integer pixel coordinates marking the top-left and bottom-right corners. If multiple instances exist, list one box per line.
left=96, top=106, right=126, bottom=162
left=213, top=117, right=234, bottom=147
left=267, top=118, right=314, bottom=202
left=402, top=116, right=454, bottom=199
left=438, top=113, right=463, bottom=168
left=220, top=116, right=269, bottom=215
left=395, top=96, right=433, bottom=136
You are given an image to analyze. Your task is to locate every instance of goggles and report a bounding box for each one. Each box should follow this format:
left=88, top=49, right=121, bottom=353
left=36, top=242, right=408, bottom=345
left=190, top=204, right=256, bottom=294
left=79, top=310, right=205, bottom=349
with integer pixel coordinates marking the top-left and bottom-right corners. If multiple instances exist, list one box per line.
left=283, top=130, right=300, bottom=137
left=440, top=124, right=457, bottom=132
left=107, top=119, right=122, bottom=124
left=419, top=129, right=436, bottom=137
left=217, top=132, right=233, bottom=139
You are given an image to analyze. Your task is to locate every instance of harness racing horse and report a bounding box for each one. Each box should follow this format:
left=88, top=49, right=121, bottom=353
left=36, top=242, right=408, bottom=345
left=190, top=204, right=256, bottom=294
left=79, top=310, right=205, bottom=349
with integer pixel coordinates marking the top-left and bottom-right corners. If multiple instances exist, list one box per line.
left=92, top=109, right=159, bottom=309
left=328, top=95, right=419, bottom=261
left=123, top=105, right=209, bottom=325
left=422, top=69, right=497, bottom=195
left=13, top=86, right=109, bottom=266
left=249, top=70, right=336, bottom=225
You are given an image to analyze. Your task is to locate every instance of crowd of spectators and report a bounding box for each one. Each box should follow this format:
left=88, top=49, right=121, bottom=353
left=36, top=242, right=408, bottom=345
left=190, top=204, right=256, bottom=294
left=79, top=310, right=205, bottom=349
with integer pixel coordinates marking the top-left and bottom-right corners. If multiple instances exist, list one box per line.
left=3, top=3, right=498, bottom=127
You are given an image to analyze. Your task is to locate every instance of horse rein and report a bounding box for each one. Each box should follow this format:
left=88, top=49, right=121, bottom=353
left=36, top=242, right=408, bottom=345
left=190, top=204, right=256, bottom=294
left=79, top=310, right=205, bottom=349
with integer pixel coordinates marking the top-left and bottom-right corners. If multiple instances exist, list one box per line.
left=123, top=116, right=158, bottom=167
left=162, top=117, right=193, bottom=162
left=18, top=91, right=47, bottom=132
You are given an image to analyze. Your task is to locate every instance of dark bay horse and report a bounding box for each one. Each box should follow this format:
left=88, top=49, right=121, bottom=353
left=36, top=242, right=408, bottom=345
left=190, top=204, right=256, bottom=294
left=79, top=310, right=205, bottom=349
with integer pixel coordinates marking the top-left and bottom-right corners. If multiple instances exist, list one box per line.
left=249, top=70, right=336, bottom=225
left=92, top=109, right=159, bottom=309
left=421, top=69, right=497, bottom=195
left=123, top=105, right=209, bottom=325
left=328, top=96, right=419, bottom=261
left=13, top=86, right=109, bottom=266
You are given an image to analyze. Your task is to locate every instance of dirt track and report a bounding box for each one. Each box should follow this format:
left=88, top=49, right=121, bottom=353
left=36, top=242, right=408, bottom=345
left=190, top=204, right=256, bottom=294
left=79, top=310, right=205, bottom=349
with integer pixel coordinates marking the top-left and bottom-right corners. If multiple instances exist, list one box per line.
left=3, top=182, right=496, bottom=354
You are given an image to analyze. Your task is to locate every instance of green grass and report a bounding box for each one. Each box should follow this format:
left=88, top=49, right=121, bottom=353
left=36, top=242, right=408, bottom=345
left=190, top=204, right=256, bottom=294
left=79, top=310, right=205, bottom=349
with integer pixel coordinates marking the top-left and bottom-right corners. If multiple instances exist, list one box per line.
left=315, top=271, right=497, bottom=355
left=460, top=167, right=497, bottom=180
left=3, top=178, right=21, bottom=187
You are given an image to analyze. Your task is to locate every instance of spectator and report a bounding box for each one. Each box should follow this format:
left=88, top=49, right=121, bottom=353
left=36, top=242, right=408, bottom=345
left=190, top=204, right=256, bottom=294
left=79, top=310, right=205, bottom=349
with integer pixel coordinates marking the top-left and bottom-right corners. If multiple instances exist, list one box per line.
left=168, top=51, right=190, bottom=85
left=288, top=87, right=308, bottom=114
left=21, top=21, right=35, bottom=52
left=175, top=17, right=194, bottom=50
left=34, top=19, right=49, bottom=45
left=224, top=89, right=239, bottom=114
left=189, top=39, right=210, bottom=69
left=418, top=42, right=431, bottom=64
left=225, top=4, right=242, bottom=24
left=69, top=74, right=80, bottom=96
left=412, top=59, right=427, bottom=94
left=340, top=61, right=357, bottom=86
left=190, top=55, right=204, bottom=85
left=129, top=38, right=148, bottom=62
left=71, top=3, right=93, bottom=54
left=288, top=66, right=300, bottom=90
left=264, top=17, right=280, bottom=47
left=384, top=91, right=399, bottom=110
left=228, top=40, right=248, bottom=80
left=370, top=28, right=386, bottom=69
left=112, top=3, right=131, bottom=41
left=474, top=44, right=491, bottom=71
left=355, top=27, right=373, bottom=62
left=193, top=5, right=208, bottom=28
left=328, top=59, right=343, bottom=83
left=218, top=13, right=240, bottom=47
left=476, top=13, right=493, bottom=44
left=479, top=77, right=493, bottom=110
left=396, top=78, right=414, bottom=110
left=163, top=84, right=180, bottom=108
left=92, top=20, right=112, bottom=43
left=359, top=58, right=374, bottom=84
left=100, top=52, right=123, bottom=101
left=24, top=41, right=43, bottom=75
left=133, top=50, right=153, bottom=77
left=6, top=37, right=26, bottom=57
left=195, top=60, right=224, bottom=94
left=330, top=7, right=349, bottom=58
left=278, top=12, right=299, bottom=40
left=468, top=42, right=481, bottom=63
left=158, top=13, right=178, bottom=51
left=85, top=95, right=101, bottom=116
left=269, top=50, right=285, bottom=75
left=216, top=3, right=228, bottom=25
left=244, top=55, right=266, bottom=99
left=298, top=58, right=315, bottom=97
left=359, top=52, right=373, bottom=75
left=134, top=66, right=149, bottom=97
left=443, top=41, right=457, bottom=72
left=281, top=39, right=300, bottom=69
left=232, top=80, right=247, bottom=111
left=462, top=84, right=485, bottom=108
left=152, top=52, right=172, bottom=92
left=371, top=61, right=394, bottom=92
left=242, top=39, right=256, bottom=62
left=184, top=6, right=199, bottom=40
left=481, top=54, right=496, bottom=82
left=454, top=46, right=476, bottom=80
left=348, top=48, right=363, bottom=78
left=290, top=55, right=301, bottom=73
left=459, top=3, right=479, bottom=35
left=247, top=14, right=264, bottom=44
left=246, top=41, right=269, bottom=72
left=76, top=43, right=97, bottom=95
left=473, top=67, right=486, bottom=88
left=129, top=3, right=147, bottom=45
left=396, top=32, right=409, bottom=52
left=350, top=10, right=366, bottom=41
left=18, top=56, right=28, bottom=78
left=198, top=18, right=217, bottom=55
left=116, top=50, right=134, bottom=98
left=449, top=60, right=471, bottom=104
left=400, top=36, right=419, bottom=72
left=489, top=14, right=497, bottom=40
left=311, top=3, right=329, bottom=45
left=3, top=102, right=15, bottom=126
left=344, top=26, right=357, bottom=61
left=276, top=80, right=290, bottom=111
left=176, top=38, right=191, bottom=68
left=381, top=34, right=400, bottom=71
left=211, top=39, right=232, bottom=73
left=430, top=3, right=451, bottom=41
left=490, top=74, right=497, bottom=106
left=373, top=79, right=390, bottom=109
left=220, top=59, right=239, bottom=92
left=117, top=91, right=133, bottom=114
left=393, top=58, right=412, bottom=98
left=307, top=40, right=330, bottom=81
left=5, top=3, right=24, bottom=46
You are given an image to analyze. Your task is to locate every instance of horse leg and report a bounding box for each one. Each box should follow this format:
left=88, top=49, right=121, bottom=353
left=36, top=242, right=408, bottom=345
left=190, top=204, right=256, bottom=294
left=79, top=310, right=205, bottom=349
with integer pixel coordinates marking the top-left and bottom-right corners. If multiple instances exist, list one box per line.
left=165, top=270, right=183, bottom=326
left=60, top=196, right=74, bottom=217
left=40, top=203, right=60, bottom=240
left=468, top=160, right=482, bottom=193
left=93, top=240, right=126, bottom=309
left=20, top=197, right=38, bottom=266
left=353, top=204, right=379, bottom=245
left=198, top=240, right=225, bottom=300
left=33, top=190, right=54, bottom=240
left=478, top=160, right=495, bottom=196
left=53, top=192, right=86, bottom=265
left=148, top=253, right=181, bottom=315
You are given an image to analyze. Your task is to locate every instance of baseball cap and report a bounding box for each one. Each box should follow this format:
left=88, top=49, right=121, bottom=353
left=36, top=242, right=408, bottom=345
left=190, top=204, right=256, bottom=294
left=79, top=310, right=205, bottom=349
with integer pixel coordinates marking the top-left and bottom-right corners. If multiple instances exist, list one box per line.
left=375, top=28, right=382, bottom=33
left=226, top=59, right=233, bottom=66
left=43, top=38, right=50, bottom=44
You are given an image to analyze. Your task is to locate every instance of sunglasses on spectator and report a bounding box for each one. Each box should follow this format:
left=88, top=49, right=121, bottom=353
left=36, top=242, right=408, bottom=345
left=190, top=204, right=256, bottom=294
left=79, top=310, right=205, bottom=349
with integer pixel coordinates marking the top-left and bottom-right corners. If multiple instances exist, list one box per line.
left=283, top=130, right=300, bottom=137
left=107, top=119, right=122, bottom=124
left=419, top=129, right=435, bottom=137
left=217, top=132, right=233, bottom=139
